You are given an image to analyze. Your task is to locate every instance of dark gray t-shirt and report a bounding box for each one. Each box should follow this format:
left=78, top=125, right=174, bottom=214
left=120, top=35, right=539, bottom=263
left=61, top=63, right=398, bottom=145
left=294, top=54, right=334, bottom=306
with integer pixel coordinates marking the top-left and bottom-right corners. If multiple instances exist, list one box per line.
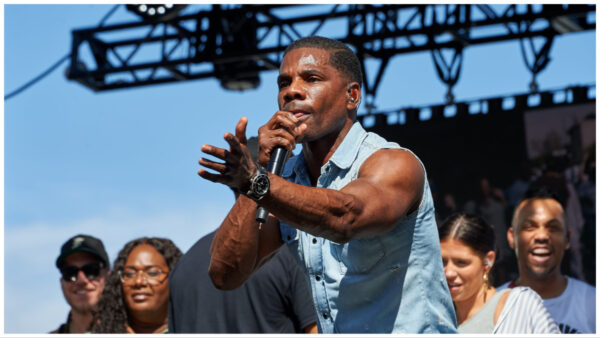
left=168, top=231, right=316, bottom=333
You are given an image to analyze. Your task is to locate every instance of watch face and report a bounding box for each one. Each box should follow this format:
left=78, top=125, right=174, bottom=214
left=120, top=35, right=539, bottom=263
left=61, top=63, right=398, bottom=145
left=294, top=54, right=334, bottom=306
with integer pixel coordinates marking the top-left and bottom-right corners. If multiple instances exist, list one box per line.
left=253, top=174, right=270, bottom=195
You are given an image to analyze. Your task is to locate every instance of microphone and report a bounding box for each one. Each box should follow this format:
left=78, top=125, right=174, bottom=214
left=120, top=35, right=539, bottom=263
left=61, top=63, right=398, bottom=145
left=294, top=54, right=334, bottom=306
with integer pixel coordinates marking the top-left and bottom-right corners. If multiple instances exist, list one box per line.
left=256, top=146, right=288, bottom=223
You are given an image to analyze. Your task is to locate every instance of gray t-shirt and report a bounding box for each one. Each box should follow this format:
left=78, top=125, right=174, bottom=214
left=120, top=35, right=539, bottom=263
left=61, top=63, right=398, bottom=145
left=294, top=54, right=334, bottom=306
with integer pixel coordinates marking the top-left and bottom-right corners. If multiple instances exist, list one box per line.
left=458, top=289, right=509, bottom=333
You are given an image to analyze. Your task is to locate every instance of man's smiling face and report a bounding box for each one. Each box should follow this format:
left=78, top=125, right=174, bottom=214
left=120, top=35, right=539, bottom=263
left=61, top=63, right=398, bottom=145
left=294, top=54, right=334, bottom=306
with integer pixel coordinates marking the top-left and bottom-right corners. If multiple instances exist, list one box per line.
left=60, top=252, right=107, bottom=314
left=508, top=197, right=570, bottom=281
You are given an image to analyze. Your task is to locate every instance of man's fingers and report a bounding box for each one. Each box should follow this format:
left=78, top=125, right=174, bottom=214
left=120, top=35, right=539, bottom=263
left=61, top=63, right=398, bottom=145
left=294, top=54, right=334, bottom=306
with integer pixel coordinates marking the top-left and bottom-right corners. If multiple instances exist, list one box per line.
left=235, top=117, right=248, bottom=145
left=201, top=144, right=227, bottom=160
left=199, top=158, right=228, bottom=174
left=224, top=132, right=244, bottom=155
left=272, top=113, right=299, bottom=136
left=198, top=169, right=224, bottom=183
left=268, top=129, right=296, bottom=151
left=295, top=123, right=307, bottom=142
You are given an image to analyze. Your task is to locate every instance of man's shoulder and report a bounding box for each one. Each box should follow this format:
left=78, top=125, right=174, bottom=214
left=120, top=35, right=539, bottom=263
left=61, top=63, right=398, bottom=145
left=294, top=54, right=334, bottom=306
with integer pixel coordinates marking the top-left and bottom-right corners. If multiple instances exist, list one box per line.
left=364, top=147, right=420, bottom=167
left=359, top=130, right=403, bottom=160
left=50, top=312, right=71, bottom=333
left=182, top=231, right=215, bottom=259
left=565, top=276, right=596, bottom=297
left=567, top=276, right=595, bottom=288
left=49, top=322, right=68, bottom=334
left=358, top=148, right=425, bottom=194
left=540, top=277, right=595, bottom=309
left=170, top=231, right=215, bottom=279
left=545, top=277, right=596, bottom=334
left=358, top=130, right=422, bottom=177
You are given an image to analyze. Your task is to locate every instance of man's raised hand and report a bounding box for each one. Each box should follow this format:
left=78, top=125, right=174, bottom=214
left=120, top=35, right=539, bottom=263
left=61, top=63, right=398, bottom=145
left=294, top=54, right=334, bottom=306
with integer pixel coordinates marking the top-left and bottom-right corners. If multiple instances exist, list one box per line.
left=198, top=117, right=257, bottom=192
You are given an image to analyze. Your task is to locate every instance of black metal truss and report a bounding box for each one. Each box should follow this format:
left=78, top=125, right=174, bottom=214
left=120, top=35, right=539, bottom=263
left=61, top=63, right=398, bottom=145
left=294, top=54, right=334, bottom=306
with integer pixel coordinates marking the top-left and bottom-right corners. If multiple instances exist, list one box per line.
left=67, top=4, right=595, bottom=106
left=357, top=83, right=596, bottom=128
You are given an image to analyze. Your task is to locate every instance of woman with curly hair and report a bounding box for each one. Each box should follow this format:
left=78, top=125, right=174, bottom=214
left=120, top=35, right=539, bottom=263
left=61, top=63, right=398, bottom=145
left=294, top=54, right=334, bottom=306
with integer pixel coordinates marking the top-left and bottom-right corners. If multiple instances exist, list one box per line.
left=91, top=237, right=182, bottom=333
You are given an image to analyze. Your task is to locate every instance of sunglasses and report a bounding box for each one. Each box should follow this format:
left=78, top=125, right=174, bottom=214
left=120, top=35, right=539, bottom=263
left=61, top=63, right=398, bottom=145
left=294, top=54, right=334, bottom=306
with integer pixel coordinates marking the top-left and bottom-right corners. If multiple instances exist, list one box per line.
left=60, top=262, right=104, bottom=282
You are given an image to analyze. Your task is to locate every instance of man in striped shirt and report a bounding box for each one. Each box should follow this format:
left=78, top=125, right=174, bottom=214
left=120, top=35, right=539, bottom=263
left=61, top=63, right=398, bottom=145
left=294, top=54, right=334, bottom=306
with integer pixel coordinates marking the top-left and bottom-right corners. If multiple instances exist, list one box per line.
left=500, top=188, right=596, bottom=333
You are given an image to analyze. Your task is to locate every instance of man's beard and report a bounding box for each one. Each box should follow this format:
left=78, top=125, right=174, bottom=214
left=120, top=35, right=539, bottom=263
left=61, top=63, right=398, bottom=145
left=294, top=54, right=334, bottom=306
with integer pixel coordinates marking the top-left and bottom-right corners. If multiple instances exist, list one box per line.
left=70, top=299, right=96, bottom=314
left=527, top=261, right=559, bottom=280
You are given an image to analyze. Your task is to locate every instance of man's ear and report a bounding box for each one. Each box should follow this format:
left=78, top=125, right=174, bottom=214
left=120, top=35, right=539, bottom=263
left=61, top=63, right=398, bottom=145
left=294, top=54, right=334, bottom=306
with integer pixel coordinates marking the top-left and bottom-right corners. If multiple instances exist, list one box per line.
left=346, top=82, right=361, bottom=111
left=565, top=229, right=571, bottom=250
left=507, top=227, right=515, bottom=250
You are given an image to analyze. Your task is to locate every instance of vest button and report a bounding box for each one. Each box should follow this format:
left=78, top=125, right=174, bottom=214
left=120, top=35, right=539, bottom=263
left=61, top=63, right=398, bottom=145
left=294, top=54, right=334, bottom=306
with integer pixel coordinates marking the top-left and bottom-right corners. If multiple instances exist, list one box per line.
left=312, top=238, right=317, bottom=244
left=323, top=312, right=329, bottom=319
left=316, top=275, right=321, bottom=281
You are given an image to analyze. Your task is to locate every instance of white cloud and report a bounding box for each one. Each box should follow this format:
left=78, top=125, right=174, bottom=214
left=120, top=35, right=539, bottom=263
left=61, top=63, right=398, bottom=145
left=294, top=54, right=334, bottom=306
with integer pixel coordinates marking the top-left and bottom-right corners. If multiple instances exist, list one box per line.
left=4, top=202, right=231, bottom=333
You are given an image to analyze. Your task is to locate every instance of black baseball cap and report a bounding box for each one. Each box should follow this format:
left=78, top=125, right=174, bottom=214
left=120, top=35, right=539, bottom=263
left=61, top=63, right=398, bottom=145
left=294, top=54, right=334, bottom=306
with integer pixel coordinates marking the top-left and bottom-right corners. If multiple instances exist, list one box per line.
left=56, top=234, right=110, bottom=269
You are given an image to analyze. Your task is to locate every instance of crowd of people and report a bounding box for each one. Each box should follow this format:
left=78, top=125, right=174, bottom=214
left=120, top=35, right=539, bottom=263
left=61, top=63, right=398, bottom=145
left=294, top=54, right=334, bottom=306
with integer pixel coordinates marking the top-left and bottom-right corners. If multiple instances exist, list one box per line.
left=50, top=36, right=595, bottom=334
left=433, top=147, right=596, bottom=288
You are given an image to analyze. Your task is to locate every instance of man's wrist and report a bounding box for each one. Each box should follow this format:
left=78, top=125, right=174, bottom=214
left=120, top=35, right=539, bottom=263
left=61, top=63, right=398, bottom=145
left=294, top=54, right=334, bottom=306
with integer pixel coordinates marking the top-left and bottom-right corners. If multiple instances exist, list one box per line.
left=238, top=166, right=257, bottom=194
left=242, top=165, right=270, bottom=201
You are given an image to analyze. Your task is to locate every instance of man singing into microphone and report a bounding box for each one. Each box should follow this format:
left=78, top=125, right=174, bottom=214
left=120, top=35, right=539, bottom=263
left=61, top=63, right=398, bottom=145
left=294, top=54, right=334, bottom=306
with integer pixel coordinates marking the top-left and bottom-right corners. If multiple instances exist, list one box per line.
left=197, top=36, right=457, bottom=333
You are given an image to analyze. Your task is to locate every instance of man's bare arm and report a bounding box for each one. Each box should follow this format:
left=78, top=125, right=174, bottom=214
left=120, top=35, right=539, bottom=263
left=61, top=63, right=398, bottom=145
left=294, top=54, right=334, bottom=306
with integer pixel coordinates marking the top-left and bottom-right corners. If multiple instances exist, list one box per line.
left=261, top=148, right=424, bottom=243
left=208, top=195, right=283, bottom=290
left=199, top=117, right=287, bottom=290
left=206, top=146, right=423, bottom=289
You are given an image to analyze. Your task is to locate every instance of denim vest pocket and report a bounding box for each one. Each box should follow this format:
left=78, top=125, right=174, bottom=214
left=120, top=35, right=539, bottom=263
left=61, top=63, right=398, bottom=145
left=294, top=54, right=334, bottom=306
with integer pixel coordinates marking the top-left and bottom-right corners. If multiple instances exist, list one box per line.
left=330, top=237, right=385, bottom=274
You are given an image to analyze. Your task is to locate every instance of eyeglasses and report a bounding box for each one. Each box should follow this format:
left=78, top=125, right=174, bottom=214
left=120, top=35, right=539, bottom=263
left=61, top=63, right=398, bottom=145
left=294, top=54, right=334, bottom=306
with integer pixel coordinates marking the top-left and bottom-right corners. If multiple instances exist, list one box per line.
left=119, top=268, right=168, bottom=285
left=60, top=262, right=104, bottom=282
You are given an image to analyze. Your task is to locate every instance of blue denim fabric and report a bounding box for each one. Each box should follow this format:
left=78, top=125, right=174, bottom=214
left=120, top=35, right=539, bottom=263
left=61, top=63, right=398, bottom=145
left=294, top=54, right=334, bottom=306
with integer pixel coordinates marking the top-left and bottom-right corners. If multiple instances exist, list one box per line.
left=279, top=122, right=457, bottom=333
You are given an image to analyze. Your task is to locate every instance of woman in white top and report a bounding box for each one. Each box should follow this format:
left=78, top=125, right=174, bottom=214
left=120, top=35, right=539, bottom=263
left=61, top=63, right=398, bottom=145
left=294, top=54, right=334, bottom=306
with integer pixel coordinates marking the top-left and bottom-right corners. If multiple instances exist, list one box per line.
left=439, top=213, right=560, bottom=333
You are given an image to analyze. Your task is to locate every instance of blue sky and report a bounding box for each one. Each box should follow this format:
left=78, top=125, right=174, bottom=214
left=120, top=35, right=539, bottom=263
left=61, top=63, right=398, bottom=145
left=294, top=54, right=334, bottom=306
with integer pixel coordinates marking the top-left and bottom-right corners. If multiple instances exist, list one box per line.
left=3, top=4, right=596, bottom=333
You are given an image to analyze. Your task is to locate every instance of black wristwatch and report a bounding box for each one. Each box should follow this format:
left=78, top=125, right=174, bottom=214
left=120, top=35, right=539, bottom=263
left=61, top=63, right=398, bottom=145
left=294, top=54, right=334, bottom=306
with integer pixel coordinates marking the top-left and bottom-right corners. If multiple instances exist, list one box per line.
left=244, top=165, right=270, bottom=201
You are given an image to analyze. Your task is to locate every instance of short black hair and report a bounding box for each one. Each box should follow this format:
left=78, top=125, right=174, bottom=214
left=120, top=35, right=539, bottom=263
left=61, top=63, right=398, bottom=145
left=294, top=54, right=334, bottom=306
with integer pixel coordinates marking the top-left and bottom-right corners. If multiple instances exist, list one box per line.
left=511, top=186, right=568, bottom=237
left=439, top=213, right=496, bottom=257
left=521, top=185, right=566, bottom=209
left=284, top=36, right=363, bottom=87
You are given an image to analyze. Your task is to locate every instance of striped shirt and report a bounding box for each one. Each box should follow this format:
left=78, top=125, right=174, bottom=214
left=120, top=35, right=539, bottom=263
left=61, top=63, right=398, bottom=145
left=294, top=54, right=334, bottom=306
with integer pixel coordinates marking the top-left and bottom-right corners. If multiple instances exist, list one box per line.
left=494, top=286, right=560, bottom=334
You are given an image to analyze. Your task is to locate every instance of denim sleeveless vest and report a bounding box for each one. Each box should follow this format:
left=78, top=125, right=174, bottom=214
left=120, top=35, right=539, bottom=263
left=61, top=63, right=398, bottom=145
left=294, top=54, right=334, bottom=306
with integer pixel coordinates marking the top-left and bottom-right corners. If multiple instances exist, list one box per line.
left=279, top=122, right=457, bottom=333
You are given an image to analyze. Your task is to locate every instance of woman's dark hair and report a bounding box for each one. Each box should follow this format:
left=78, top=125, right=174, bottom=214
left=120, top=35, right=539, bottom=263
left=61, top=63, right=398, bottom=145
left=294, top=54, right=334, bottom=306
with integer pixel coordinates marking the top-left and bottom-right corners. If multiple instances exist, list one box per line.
left=439, top=213, right=496, bottom=257
left=90, top=237, right=182, bottom=333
